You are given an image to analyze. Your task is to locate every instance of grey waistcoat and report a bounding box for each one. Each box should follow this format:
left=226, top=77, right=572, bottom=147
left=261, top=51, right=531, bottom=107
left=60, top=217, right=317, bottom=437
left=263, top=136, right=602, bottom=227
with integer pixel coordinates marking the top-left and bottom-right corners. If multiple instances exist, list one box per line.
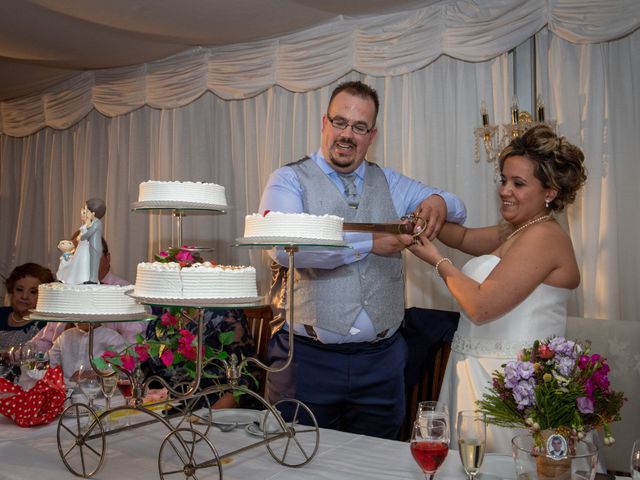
left=275, top=157, right=405, bottom=336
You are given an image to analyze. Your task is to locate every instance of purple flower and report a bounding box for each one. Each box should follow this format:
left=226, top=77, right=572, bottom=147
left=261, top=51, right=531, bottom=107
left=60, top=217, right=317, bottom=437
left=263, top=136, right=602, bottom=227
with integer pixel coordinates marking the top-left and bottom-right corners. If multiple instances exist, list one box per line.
left=512, top=379, right=536, bottom=410
left=555, top=355, right=576, bottom=377
left=578, top=355, right=590, bottom=369
left=590, top=363, right=611, bottom=391
left=577, top=396, right=594, bottom=414
left=548, top=337, right=576, bottom=357
left=504, top=361, right=535, bottom=388
left=504, top=362, right=519, bottom=388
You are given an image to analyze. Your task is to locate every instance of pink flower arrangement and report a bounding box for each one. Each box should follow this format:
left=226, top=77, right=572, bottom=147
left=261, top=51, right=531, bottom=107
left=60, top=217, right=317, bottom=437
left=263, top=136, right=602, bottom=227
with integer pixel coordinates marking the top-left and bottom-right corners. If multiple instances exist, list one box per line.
left=478, top=336, right=626, bottom=449
left=154, top=246, right=206, bottom=268
left=94, top=307, right=233, bottom=380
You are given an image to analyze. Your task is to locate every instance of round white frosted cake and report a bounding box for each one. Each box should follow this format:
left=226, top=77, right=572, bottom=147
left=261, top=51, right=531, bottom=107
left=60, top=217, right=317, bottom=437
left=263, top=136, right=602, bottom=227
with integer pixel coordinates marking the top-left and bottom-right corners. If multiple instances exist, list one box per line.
left=138, top=180, right=227, bottom=206
left=243, top=212, right=343, bottom=241
left=134, top=262, right=258, bottom=299
left=36, top=283, right=146, bottom=315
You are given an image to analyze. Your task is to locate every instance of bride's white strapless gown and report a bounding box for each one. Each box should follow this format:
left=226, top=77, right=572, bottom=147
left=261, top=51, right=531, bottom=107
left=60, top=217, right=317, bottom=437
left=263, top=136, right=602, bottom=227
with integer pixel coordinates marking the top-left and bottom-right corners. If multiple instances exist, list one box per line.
left=438, top=255, right=570, bottom=454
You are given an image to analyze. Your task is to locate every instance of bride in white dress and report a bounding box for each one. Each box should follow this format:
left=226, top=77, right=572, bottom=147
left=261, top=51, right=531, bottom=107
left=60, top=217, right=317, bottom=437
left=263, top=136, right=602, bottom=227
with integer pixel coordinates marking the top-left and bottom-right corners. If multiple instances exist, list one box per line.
left=408, top=125, right=587, bottom=454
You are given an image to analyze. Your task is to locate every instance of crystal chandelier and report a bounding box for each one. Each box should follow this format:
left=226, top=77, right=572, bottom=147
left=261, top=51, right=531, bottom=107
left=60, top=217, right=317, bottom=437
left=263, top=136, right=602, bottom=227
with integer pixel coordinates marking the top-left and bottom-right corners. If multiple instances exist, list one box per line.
left=474, top=94, right=556, bottom=164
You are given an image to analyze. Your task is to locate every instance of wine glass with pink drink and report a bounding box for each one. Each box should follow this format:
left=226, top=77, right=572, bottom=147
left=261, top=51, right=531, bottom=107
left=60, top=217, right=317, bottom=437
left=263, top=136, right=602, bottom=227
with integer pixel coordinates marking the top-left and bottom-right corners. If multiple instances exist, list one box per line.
left=410, top=417, right=449, bottom=480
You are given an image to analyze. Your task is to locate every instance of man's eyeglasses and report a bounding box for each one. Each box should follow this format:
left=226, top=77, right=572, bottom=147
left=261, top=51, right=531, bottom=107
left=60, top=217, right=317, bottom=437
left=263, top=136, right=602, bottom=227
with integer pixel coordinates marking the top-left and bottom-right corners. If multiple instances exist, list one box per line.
left=326, top=114, right=374, bottom=135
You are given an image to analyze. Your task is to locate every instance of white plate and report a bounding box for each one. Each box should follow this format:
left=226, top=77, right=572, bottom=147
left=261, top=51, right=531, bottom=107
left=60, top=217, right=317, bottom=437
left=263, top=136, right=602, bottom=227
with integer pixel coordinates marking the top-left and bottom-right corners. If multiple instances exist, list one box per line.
left=127, top=294, right=266, bottom=308
left=210, top=408, right=261, bottom=426
left=131, top=200, right=229, bottom=211
left=27, top=311, right=154, bottom=323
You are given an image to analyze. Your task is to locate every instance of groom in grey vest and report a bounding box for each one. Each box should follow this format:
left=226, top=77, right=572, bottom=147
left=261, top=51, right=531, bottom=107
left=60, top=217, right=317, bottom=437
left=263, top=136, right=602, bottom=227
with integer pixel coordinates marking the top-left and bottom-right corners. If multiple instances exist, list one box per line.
left=260, top=81, right=466, bottom=439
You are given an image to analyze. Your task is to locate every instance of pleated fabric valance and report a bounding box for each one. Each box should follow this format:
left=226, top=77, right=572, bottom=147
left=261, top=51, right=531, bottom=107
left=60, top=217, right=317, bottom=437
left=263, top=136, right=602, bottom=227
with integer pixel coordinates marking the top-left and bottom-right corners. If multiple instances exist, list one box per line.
left=1, top=0, right=638, bottom=137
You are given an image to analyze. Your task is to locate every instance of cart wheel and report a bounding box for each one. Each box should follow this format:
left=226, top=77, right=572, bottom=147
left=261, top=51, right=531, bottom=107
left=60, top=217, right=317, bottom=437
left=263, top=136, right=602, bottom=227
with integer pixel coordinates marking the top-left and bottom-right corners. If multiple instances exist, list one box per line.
left=158, top=427, right=221, bottom=479
left=165, top=381, right=212, bottom=442
left=56, top=402, right=106, bottom=478
left=263, top=398, right=319, bottom=467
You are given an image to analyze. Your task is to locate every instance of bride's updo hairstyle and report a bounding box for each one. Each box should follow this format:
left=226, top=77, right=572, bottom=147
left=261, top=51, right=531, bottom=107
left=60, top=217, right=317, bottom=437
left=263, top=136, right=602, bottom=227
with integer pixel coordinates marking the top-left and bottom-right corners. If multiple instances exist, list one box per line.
left=498, top=124, right=587, bottom=212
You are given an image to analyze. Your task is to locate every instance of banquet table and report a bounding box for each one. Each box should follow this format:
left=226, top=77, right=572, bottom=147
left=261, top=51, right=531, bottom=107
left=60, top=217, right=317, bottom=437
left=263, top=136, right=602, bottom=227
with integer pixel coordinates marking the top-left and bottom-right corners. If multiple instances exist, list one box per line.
left=0, top=408, right=514, bottom=480
left=0, top=410, right=622, bottom=480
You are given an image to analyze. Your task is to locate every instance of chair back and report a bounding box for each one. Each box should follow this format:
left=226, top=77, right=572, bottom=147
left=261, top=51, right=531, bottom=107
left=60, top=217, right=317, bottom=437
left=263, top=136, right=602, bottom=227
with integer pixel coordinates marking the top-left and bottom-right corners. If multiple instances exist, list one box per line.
left=566, top=316, right=639, bottom=474
left=398, top=307, right=459, bottom=441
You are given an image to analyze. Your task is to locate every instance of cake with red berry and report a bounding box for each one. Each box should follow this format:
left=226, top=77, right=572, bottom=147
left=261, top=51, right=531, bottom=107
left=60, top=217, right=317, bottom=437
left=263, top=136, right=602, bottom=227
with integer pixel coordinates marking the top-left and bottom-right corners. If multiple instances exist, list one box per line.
left=243, top=211, right=343, bottom=242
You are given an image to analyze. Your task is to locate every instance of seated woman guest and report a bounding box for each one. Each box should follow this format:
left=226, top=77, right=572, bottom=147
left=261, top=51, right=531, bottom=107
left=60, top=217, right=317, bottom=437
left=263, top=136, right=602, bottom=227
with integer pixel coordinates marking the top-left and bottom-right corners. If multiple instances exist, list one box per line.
left=0, top=263, right=55, bottom=349
left=408, top=124, right=587, bottom=453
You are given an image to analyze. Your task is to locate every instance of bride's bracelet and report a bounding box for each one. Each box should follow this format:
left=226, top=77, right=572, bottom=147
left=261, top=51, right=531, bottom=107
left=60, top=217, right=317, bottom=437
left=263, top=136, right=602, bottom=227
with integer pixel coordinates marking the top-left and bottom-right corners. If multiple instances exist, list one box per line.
left=434, top=257, right=452, bottom=278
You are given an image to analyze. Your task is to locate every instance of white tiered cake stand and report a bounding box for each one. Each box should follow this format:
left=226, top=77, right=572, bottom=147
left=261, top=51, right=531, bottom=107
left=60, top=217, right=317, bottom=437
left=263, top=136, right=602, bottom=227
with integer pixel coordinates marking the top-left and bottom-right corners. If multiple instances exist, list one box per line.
left=40, top=199, right=349, bottom=479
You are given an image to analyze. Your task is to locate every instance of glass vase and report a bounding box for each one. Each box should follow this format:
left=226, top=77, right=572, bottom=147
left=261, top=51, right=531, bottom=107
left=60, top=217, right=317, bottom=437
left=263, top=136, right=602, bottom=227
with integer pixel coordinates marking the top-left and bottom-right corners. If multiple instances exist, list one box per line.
left=512, top=434, right=598, bottom=480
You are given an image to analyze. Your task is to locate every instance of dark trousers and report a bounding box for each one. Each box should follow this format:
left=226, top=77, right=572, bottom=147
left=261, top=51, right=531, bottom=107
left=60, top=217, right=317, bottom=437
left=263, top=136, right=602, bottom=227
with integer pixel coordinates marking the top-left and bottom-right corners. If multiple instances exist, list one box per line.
left=265, top=329, right=407, bottom=440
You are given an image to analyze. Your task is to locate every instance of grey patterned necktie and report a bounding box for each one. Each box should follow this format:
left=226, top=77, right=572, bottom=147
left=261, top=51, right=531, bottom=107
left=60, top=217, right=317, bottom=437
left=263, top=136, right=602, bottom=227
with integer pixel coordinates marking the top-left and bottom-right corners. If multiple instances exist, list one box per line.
left=338, top=173, right=360, bottom=208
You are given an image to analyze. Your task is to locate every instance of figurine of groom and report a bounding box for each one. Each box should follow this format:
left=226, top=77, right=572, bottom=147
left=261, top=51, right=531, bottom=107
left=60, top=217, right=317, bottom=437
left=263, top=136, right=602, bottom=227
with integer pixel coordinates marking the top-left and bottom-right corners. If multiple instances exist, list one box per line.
left=80, top=198, right=106, bottom=284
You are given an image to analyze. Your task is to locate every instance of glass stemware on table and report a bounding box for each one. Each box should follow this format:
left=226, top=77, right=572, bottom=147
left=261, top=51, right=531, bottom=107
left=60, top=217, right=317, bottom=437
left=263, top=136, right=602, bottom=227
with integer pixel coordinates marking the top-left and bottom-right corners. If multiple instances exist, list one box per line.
left=100, top=368, right=118, bottom=429
left=116, top=371, right=133, bottom=404
left=410, top=417, right=450, bottom=480
left=417, top=400, right=449, bottom=430
left=456, top=411, right=486, bottom=480
left=14, top=343, right=50, bottom=388
left=632, top=439, right=640, bottom=480
left=77, top=363, right=102, bottom=410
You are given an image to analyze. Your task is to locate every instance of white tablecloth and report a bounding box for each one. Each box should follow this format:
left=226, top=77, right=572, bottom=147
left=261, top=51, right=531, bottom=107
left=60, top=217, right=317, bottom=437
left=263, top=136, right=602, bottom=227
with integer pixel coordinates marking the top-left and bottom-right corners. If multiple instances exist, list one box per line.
left=0, top=409, right=520, bottom=480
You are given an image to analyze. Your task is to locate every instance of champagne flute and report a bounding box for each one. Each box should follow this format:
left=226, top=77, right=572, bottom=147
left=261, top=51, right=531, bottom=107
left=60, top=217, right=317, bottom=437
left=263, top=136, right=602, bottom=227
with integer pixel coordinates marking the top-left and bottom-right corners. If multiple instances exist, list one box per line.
left=410, top=417, right=450, bottom=480
left=100, top=369, right=117, bottom=429
left=456, top=410, right=486, bottom=479
left=631, top=439, right=640, bottom=480
left=78, top=364, right=101, bottom=410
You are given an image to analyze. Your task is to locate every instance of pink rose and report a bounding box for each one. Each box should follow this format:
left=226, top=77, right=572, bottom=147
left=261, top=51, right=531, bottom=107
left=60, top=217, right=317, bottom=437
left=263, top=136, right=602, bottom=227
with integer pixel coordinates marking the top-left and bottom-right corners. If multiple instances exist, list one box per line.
left=161, top=311, right=177, bottom=326
left=101, top=349, right=117, bottom=359
left=160, top=349, right=174, bottom=367
left=175, top=250, right=194, bottom=263
left=121, top=354, right=136, bottom=372
left=134, top=344, right=150, bottom=363
left=537, top=345, right=553, bottom=359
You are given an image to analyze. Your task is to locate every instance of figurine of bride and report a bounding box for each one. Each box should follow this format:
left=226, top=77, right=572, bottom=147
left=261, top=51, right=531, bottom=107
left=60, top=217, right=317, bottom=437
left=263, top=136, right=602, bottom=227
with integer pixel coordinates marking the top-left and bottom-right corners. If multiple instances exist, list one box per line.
left=56, top=198, right=106, bottom=284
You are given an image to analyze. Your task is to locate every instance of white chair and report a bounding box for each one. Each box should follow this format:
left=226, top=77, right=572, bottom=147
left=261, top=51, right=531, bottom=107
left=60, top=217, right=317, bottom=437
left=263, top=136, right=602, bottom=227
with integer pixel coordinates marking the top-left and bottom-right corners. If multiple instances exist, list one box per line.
left=566, top=316, right=640, bottom=474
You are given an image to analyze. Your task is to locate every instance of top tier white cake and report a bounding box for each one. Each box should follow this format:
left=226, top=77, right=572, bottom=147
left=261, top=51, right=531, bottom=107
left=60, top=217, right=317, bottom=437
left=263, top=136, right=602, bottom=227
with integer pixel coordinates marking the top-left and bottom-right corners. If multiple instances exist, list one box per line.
left=243, top=211, right=344, bottom=242
left=36, top=283, right=146, bottom=316
left=138, top=180, right=227, bottom=207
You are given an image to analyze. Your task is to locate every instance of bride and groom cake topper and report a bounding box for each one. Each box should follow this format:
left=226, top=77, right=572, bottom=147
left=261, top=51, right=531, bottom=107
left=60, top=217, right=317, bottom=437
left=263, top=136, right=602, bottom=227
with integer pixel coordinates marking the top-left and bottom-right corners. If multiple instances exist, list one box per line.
left=56, top=198, right=106, bottom=285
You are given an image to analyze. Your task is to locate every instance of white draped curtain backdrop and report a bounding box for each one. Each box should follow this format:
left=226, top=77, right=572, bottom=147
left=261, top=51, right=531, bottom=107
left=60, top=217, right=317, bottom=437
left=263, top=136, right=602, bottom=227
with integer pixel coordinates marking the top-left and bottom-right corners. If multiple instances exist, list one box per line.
left=1, top=0, right=638, bottom=323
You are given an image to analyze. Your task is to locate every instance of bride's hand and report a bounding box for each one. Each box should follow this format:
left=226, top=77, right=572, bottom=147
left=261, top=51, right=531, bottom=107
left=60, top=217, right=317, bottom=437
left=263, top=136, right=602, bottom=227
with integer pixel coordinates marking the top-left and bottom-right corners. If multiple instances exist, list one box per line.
left=407, top=235, right=442, bottom=266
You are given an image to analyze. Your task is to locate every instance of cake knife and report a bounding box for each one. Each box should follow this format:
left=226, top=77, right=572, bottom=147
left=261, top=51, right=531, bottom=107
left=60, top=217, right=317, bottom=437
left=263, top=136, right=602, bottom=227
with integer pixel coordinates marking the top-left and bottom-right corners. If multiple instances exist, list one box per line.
left=342, top=222, right=414, bottom=235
